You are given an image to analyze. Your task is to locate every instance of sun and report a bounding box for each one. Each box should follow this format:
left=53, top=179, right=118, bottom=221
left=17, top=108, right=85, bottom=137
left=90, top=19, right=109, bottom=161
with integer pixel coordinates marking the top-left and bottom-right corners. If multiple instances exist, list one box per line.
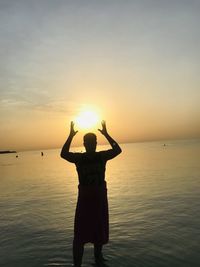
left=75, top=109, right=100, bottom=130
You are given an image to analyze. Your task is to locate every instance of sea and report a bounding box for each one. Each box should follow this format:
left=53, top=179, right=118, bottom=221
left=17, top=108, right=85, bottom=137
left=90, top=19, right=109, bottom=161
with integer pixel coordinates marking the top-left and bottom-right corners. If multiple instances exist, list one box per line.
left=0, top=140, right=200, bottom=267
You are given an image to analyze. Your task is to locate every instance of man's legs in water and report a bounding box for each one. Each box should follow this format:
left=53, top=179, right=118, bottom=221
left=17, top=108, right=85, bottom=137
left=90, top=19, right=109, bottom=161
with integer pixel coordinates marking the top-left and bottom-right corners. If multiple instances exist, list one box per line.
left=73, top=241, right=84, bottom=267
left=94, top=244, right=105, bottom=263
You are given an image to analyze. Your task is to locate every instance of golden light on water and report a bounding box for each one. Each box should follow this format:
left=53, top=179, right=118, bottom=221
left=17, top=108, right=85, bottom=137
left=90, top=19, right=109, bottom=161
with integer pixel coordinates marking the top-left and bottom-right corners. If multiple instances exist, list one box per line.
left=75, top=109, right=100, bottom=130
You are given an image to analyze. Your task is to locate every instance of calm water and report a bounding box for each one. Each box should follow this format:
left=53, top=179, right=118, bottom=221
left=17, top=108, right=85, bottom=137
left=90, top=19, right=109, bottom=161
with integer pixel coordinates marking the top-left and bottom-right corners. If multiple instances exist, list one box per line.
left=0, top=140, right=200, bottom=267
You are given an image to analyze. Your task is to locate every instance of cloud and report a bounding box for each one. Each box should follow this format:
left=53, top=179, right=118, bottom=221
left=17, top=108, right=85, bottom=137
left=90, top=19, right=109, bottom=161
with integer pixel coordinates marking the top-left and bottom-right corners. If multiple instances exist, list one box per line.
left=0, top=85, right=81, bottom=119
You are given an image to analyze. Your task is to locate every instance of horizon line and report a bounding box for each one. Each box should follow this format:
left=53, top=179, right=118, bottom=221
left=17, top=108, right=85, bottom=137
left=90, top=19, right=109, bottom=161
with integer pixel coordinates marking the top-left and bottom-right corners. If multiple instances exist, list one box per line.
left=5, top=136, right=200, bottom=153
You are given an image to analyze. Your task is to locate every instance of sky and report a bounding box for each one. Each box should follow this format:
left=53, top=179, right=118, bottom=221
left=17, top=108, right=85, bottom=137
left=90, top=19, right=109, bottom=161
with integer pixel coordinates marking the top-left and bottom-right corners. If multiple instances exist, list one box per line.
left=0, top=0, right=200, bottom=151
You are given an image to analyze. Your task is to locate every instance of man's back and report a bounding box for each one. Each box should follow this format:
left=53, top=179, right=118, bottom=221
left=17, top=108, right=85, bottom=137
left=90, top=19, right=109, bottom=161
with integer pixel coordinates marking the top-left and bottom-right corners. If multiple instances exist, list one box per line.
left=75, top=152, right=106, bottom=186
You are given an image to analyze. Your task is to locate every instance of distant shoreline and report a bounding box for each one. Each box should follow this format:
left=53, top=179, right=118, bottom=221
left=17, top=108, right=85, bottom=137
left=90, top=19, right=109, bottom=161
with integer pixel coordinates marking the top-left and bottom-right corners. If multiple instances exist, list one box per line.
left=0, top=150, right=17, bottom=154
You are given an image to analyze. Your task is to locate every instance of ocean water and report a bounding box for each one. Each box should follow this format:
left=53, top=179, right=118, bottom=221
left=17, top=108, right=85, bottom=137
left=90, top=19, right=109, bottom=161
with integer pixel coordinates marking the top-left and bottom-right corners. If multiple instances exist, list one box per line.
left=0, top=140, right=200, bottom=267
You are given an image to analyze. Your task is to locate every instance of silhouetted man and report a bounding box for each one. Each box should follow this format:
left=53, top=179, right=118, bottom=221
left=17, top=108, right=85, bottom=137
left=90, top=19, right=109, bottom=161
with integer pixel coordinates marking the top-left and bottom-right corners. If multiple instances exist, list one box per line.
left=61, top=121, right=122, bottom=266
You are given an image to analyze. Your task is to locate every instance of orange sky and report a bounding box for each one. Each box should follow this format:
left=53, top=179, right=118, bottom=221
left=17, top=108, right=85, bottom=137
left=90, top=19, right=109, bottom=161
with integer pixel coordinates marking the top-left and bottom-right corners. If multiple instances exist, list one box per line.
left=0, top=1, right=200, bottom=151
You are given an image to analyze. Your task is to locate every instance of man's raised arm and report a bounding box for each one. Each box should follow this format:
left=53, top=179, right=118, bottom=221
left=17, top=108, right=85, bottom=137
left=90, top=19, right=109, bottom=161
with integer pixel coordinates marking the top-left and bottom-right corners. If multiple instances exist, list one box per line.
left=98, top=121, right=122, bottom=159
left=60, top=121, right=78, bottom=162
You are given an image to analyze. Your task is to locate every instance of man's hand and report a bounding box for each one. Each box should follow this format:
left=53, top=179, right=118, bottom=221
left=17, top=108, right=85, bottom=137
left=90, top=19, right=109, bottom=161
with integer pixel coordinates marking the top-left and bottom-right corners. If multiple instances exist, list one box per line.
left=98, top=120, right=108, bottom=136
left=70, top=121, right=78, bottom=137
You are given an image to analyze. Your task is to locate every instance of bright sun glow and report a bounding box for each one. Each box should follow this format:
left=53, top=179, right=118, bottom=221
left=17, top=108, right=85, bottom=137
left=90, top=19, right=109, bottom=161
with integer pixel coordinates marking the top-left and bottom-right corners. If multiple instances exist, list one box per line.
left=75, top=110, right=100, bottom=130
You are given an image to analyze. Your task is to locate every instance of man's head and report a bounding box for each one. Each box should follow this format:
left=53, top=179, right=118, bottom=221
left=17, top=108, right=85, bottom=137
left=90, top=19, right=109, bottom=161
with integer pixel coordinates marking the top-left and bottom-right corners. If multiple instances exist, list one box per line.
left=83, top=133, right=97, bottom=152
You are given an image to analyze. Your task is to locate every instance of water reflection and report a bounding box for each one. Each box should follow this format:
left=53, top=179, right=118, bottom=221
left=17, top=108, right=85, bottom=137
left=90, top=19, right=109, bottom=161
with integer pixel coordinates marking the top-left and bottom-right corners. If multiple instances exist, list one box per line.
left=92, top=262, right=110, bottom=267
left=1, top=141, right=200, bottom=267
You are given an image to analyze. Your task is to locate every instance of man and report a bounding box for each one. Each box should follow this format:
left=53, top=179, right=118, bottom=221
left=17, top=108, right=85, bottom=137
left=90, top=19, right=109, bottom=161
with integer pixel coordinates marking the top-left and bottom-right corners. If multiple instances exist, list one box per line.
left=60, top=121, right=122, bottom=266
